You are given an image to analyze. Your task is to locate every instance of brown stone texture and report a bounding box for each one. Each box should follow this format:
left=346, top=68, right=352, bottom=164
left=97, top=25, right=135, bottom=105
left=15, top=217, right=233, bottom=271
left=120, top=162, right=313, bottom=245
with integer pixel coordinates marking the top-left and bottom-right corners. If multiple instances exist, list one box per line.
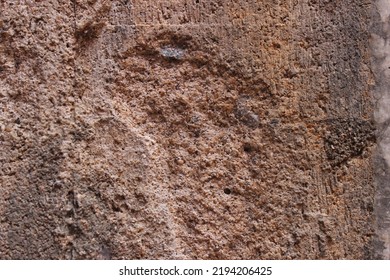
left=0, top=0, right=378, bottom=259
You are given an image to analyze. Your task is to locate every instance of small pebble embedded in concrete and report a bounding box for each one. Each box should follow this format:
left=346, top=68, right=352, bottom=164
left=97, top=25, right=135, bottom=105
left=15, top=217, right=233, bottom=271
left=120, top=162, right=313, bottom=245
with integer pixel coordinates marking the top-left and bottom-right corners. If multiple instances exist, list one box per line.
left=160, top=46, right=185, bottom=60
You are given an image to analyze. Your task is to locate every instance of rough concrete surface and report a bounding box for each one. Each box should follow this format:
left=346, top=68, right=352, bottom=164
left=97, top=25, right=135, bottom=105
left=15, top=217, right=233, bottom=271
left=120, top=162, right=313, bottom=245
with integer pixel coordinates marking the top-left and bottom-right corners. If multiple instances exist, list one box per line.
left=0, top=0, right=383, bottom=259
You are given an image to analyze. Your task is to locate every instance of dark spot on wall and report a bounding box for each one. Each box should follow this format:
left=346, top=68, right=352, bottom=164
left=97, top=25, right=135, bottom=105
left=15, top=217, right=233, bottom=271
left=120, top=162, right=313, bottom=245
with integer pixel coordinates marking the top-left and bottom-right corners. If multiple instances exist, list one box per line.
left=224, top=188, right=232, bottom=195
left=75, top=21, right=105, bottom=51
left=324, top=119, right=375, bottom=166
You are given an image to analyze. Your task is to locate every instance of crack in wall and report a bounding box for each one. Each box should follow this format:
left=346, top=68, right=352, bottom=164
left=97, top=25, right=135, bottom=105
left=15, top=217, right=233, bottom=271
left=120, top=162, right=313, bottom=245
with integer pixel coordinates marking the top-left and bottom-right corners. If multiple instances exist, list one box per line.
left=72, top=0, right=77, bottom=118
left=69, top=0, right=78, bottom=259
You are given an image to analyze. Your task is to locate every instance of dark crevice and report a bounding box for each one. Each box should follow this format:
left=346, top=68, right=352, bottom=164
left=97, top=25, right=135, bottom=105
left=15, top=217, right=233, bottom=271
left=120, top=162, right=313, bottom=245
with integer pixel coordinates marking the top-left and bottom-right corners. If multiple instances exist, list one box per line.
left=224, top=188, right=232, bottom=195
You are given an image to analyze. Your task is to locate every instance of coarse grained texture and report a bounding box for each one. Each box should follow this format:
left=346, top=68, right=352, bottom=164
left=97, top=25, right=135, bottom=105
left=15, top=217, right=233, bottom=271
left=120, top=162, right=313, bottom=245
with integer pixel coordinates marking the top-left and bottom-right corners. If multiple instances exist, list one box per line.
left=0, top=0, right=377, bottom=259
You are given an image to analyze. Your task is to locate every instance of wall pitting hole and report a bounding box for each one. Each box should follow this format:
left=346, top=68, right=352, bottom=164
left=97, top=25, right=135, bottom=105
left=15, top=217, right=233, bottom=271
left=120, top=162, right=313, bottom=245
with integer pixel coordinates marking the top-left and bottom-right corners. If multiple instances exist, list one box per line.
left=224, top=188, right=232, bottom=195
left=243, top=143, right=253, bottom=153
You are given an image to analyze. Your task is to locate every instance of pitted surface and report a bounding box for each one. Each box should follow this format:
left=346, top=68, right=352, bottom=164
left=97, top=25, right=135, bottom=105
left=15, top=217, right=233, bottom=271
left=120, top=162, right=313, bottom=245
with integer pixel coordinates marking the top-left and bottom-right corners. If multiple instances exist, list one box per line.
left=0, top=0, right=376, bottom=259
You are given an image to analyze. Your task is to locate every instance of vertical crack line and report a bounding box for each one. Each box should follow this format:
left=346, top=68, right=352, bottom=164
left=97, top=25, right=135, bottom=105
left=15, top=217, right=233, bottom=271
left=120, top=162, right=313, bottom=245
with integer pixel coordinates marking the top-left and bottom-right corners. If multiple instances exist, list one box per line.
left=71, top=0, right=77, bottom=122
left=72, top=0, right=77, bottom=33
left=70, top=0, right=78, bottom=260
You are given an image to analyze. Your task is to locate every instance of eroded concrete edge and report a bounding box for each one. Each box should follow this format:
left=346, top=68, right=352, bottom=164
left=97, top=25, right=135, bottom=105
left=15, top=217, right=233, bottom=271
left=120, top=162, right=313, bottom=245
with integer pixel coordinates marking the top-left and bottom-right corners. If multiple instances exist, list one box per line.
left=372, top=0, right=390, bottom=260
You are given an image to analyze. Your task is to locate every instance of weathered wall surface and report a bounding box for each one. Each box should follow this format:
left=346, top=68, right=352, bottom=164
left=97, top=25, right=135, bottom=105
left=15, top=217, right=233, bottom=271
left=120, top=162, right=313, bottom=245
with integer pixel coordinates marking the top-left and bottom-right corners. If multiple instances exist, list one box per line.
left=0, top=0, right=377, bottom=259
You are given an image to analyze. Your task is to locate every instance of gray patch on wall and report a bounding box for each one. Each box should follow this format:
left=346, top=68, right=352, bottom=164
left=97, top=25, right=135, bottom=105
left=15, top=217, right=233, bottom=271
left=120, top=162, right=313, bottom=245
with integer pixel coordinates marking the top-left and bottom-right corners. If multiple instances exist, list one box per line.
left=371, top=0, right=390, bottom=260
